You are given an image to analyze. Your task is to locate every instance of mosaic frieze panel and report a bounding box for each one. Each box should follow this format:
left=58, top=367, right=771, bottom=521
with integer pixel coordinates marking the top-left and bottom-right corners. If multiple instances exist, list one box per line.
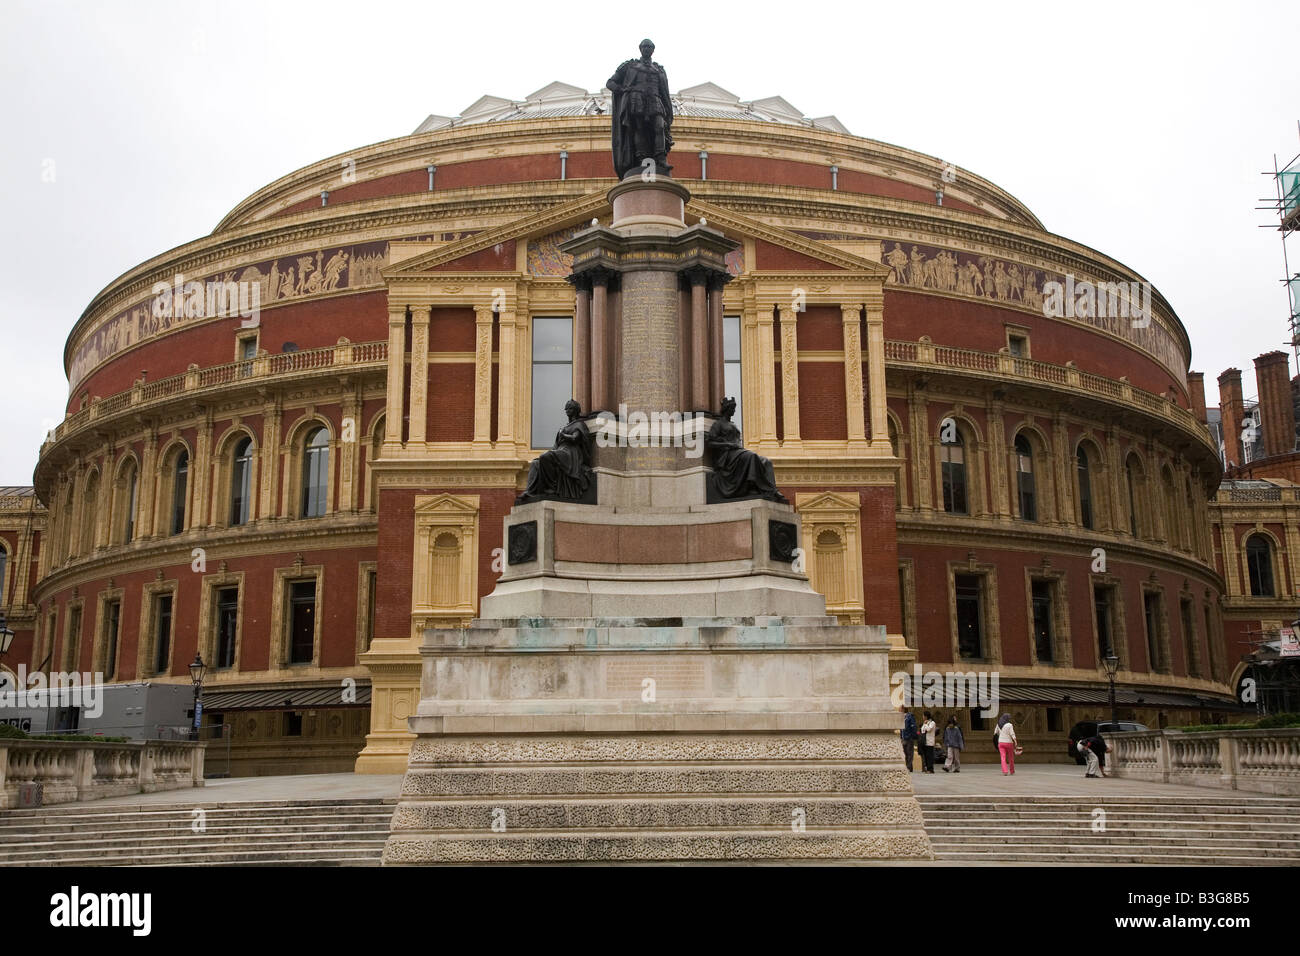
left=880, top=239, right=1185, bottom=382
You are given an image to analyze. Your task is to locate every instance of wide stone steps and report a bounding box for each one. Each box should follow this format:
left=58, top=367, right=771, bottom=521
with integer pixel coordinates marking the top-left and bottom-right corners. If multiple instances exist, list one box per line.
left=0, top=800, right=395, bottom=867
left=918, top=795, right=1300, bottom=865
left=6, top=793, right=1298, bottom=865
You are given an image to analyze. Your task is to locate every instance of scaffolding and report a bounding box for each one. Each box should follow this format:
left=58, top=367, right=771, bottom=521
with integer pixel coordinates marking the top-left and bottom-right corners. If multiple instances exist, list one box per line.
left=1260, top=124, right=1300, bottom=368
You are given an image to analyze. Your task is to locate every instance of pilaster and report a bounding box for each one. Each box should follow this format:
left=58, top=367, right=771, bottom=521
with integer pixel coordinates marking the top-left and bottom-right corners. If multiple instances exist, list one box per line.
left=777, top=304, right=801, bottom=448
left=473, top=305, right=494, bottom=446
left=408, top=305, right=430, bottom=445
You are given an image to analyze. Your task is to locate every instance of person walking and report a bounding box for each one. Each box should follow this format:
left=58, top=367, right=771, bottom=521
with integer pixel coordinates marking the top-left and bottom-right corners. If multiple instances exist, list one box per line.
left=900, top=706, right=918, bottom=772
left=919, top=711, right=937, bottom=773
left=996, top=713, right=1018, bottom=775
left=942, top=715, right=965, bottom=772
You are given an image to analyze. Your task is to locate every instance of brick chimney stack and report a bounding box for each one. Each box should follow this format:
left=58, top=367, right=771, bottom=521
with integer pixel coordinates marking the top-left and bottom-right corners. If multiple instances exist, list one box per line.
left=1254, top=351, right=1296, bottom=458
left=1187, top=372, right=1208, bottom=424
left=1218, top=368, right=1245, bottom=467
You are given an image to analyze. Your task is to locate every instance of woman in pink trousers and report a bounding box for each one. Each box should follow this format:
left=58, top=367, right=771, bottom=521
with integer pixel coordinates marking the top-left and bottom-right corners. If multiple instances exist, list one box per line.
left=996, top=713, right=1017, bottom=775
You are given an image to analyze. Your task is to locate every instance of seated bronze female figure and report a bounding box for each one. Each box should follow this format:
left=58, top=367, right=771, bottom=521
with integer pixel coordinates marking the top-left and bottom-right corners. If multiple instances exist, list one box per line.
left=517, top=399, right=596, bottom=504
left=705, top=397, right=786, bottom=502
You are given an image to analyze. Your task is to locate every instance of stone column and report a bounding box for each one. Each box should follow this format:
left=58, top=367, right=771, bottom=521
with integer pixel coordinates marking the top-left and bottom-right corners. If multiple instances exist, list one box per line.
left=755, top=305, right=778, bottom=444
left=864, top=297, right=891, bottom=452
left=572, top=282, right=591, bottom=413
left=259, top=396, right=281, bottom=521
left=689, top=270, right=709, bottom=411
left=1051, top=412, right=1071, bottom=527
left=907, top=383, right=930, bottom=512
left=709, top=279, right=725, bottom=413
left=473, top=305, right=494, bottom=446
left=385, top=306, right=407, bottom=449
left=497, top=308, right=518, bottom=446
left=986, top=399, right=1007, bottom=518
left=193, top=413, right=214, bottom=529
left=591, top=272, right=610, bottom=412
left=678, top=281, right=692, bottom=413
left=138, top=430, right=158, bottom=538
left=340, top=384, right=362, bottom=512
left=777, top=305, right=801, bottom=446
left=408, top=305, right=430, bottom=445
left=842, top=305, right=867, bottom=446
left=1106, top=428, right=1125, bottom=535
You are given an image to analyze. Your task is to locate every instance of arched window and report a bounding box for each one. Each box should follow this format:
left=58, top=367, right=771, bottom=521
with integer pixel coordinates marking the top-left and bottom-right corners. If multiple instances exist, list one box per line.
left=114, top=459, right=139, bottom=545
left=1015, top=434, right=1037, bottom=521
left=1077, top=446, right=1094, bottom=530
left=941, top=430, right=967, bottom=514
left=230, top=437, right=253, bottom=526
left=171, top=451, right=189, bottom=535
left=1125, top=454, right=1143, bottom=537
left=123, top=462, right=138, bottom=543
left=431, top=532, right=461, bottom=607
left=0, top=545, right=7, bottom=604
left=301, top=427, right=329, bottom=518
left=815, top=529, right=847, bottom=606
left=1246, top=536, right=1276, bottom=597
left=81, top=472, right=100, bottom=554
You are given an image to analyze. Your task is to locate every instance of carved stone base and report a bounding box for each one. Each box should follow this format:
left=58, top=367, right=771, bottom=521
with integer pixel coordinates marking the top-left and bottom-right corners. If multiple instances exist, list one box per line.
left=382, top=619, right=932, bottom=864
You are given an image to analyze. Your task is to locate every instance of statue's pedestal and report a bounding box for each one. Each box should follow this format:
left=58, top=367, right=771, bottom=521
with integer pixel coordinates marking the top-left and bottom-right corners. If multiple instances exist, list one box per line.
left=382, top=618, right=931, bottom=864
left=382, top=173, right=929, bottom=863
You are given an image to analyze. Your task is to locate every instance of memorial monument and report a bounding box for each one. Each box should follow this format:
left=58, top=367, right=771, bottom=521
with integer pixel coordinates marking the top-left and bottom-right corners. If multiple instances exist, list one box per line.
left=382, top=42, right=931, bottom=864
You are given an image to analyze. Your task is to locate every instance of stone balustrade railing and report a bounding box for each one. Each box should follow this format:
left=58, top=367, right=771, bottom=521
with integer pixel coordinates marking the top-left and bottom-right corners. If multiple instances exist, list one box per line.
left=1107, top=728, right=1300, bottom=795
left=0, top=738, right=205, bottom=808
left=884, top=338, right=1215, bottom=456
left=43, top=339, right=388, bottom=454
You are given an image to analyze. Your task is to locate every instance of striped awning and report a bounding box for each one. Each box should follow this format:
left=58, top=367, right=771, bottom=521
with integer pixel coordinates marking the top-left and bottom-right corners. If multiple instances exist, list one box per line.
left=200, top=683, right=371, bottom=711
left=995, top=682, right=1238, bottom=709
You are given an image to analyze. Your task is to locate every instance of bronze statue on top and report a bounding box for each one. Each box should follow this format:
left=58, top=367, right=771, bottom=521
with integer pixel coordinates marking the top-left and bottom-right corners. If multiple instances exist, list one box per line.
left=607, top=38, right=673, bottom=178
left=517, top=400, right=597, bottom=505
left=705, top=397, right=786, bottom=503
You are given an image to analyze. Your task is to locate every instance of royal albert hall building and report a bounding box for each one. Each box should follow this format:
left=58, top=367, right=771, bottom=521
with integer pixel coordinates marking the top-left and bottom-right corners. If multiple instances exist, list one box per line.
left=23, top=80, right=1241, bottom=774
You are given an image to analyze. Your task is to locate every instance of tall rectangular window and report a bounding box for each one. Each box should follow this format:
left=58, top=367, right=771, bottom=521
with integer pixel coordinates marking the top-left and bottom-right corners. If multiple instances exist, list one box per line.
left=723, top=315, right=742, bottom=433
left=1181, top=598, right=1200, bottom=678
left=124, top=469, right=138, bottom=542
left=1144, top=592, right=1164, bottom=672
left=530, top=316, right=573, bottom=448
left=103, top=600, right=121, bottom=680
left=941, top=437, right=968, bottom=514
left=67, top=606, right=82, bottom=670
left=954, top=574, right=983, bottom=659
left=1094, top=585, right=1115, bottom=660
left=289, top=581, right=317, bottom=664
left=1031, top=580, right=1054, bottom=663
left=215, top=587, right=239, bottom=669
left=155, top=594, right=173, bottom=675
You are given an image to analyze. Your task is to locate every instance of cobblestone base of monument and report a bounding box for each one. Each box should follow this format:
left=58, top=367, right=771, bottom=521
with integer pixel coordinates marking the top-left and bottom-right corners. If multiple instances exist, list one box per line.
left=382, top=733, right=933, bottom=863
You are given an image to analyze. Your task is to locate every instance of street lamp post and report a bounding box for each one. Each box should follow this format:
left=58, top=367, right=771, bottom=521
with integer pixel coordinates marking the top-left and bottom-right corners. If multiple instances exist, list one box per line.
left=1103, top=654, right=1121, bottom=732
left=189, top=652, right=207, bottom=742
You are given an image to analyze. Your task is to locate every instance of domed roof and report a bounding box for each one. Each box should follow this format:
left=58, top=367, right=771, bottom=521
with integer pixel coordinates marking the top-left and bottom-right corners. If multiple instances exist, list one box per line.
left=413, top=81, right=850, bottom=135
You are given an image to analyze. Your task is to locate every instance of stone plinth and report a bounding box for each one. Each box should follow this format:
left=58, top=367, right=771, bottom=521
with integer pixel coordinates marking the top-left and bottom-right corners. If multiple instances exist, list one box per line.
left=382, top=618, right=932, bottom=864
left=484, top=497, right=821, bottom=620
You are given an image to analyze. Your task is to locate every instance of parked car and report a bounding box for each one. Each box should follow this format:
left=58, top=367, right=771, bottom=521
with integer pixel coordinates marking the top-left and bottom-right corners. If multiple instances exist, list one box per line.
left=1066, top=720, right=1148, bottom=763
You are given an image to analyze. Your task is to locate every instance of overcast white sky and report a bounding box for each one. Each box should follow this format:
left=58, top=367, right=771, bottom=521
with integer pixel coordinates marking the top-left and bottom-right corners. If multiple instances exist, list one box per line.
left=1, top=0, right=1295, bottom=486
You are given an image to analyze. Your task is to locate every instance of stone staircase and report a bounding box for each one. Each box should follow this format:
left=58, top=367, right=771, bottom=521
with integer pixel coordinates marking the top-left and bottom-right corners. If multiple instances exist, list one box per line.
left=6, top=793, right=1299, bottom=865
left=0, top=799, right=395, bottom=866
left=918, top=794, right=1300, bottom=865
